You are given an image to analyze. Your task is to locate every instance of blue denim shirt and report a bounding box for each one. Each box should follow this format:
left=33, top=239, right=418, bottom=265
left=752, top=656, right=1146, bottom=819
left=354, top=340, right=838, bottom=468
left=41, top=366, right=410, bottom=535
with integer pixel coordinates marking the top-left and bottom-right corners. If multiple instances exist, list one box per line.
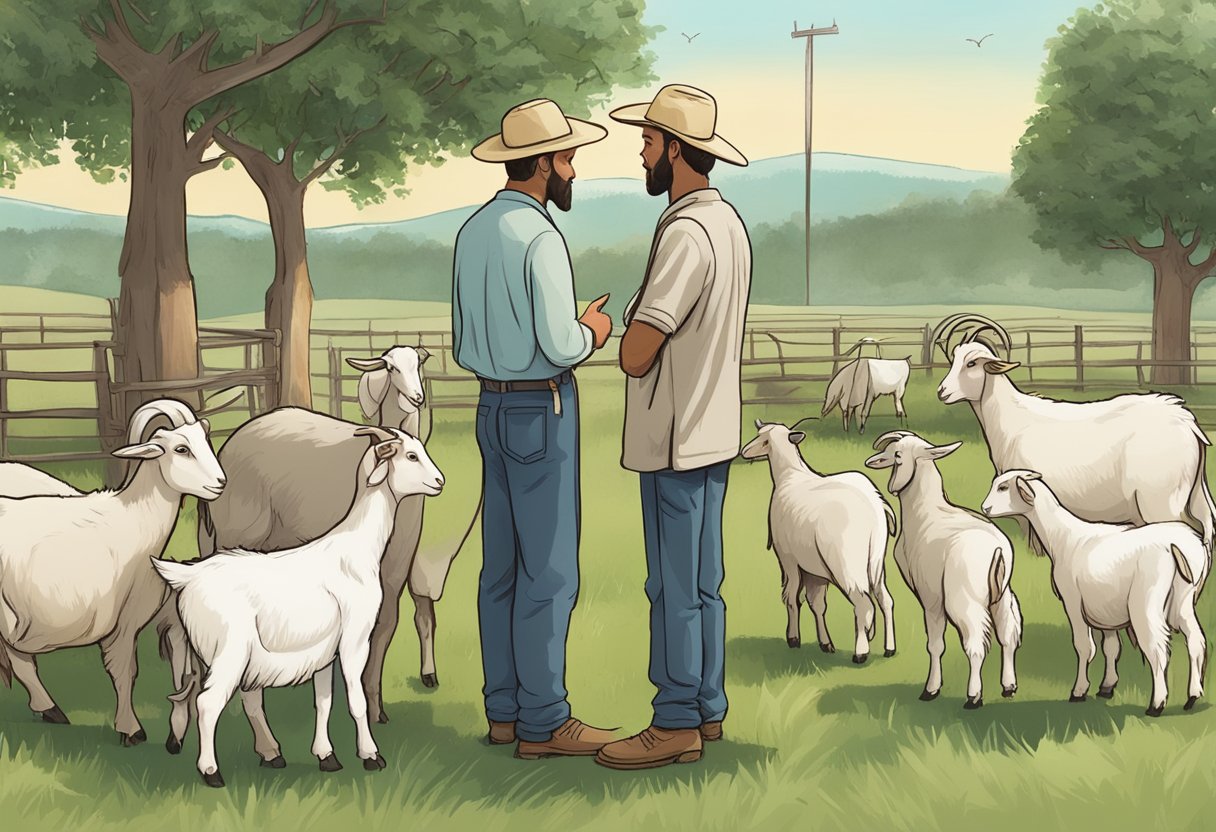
left=452, top=190, right=593, bottom=381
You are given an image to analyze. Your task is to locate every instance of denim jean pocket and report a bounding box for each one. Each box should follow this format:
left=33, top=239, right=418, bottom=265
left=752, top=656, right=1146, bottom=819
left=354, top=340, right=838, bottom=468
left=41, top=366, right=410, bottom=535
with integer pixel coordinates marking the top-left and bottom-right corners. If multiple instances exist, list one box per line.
left=500, top=405, right=548, bottom=464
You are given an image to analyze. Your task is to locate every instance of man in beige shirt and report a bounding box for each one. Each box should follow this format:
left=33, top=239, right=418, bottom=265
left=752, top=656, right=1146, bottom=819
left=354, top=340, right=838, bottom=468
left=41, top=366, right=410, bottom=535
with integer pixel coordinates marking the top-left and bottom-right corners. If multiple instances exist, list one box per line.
left=596, top=84, right=752, bottom=771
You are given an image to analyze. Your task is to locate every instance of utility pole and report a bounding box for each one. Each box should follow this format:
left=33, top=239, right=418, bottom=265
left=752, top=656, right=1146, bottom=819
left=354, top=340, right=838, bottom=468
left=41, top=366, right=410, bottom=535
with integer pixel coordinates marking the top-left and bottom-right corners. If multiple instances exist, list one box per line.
left=791, top=19, right=838, bottom=307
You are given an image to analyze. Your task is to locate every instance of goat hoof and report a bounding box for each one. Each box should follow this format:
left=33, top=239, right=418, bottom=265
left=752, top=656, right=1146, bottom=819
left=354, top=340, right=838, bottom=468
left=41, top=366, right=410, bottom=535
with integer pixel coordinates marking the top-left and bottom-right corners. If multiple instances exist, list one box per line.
left=318, top=754, right=343, bottom=772
left=1097, top=685, right=1116, bottom=699
left=852, top=654, right=868, bottom=664
left=819, top=643, right=835, bottom=654
left=1145, top=704, right=1165, bottom=718
left=1185, top=696, right=1199, bottom=711
left=202, top=770, right=225, bottom=788
left=363, top=754, right=387, bottom=771
left=787, top=637, right=801, bottom=649
left=38, top=706, right=70, bottom=725
left=1069, top=694, right=1087, bottom=703
left=421, top=673, right=439, bottom=688
left=375, top=710, right=390, bottom=725
left=121, top=728, right=147, bottom=747
left=964, top=697, right=984, bottom=710
left=1002, top=686, right=1017, bottom=699
left=883, top=649, right=896, bottom=658
left=166, top=735, right=183, bottom=755
left=260, top=755, right=287, bottom=769
left=919, top=689, right=940, bottom=702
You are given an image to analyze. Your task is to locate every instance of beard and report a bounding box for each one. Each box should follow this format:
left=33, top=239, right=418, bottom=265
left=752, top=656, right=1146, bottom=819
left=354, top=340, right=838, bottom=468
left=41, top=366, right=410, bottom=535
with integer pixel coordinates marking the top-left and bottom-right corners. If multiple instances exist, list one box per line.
left=547, top=170, right=573, bottom=212
left=645, top=151, right=673, bottom=196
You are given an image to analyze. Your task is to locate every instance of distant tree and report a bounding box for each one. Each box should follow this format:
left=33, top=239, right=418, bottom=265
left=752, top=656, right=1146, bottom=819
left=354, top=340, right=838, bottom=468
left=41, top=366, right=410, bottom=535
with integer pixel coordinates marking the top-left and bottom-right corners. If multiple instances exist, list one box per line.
left=0, top=1, right=386, bottom=411
left=200, top=0, right=656, bottom=405
left=1011, top=0, right=1216, bottom=384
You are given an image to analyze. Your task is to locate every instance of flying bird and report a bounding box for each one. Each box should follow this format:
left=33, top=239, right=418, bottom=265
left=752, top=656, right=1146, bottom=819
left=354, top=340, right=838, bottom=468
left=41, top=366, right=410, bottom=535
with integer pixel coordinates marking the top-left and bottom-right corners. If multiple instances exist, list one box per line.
left=965, top=33, right=994, bottom=47
left=682, top=32, right=700, bottom=43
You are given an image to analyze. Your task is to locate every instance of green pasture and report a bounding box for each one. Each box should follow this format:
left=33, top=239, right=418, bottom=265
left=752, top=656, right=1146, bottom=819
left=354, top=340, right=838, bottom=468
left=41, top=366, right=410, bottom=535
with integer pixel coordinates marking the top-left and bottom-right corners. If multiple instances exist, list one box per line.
left=2, top=292, right=1216, bottom=830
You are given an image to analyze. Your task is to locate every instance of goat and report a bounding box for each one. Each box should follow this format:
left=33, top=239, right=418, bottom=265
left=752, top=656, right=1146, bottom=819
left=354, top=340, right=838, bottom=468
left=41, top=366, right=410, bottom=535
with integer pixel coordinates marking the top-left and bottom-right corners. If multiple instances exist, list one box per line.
left=822, top=339, right=910, bottom=433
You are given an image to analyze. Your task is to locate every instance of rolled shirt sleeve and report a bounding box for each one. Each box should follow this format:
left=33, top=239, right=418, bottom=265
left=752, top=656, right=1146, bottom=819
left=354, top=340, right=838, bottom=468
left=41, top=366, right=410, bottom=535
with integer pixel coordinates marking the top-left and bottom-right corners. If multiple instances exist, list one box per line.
left=630, top=219, right=712, bottom=336
left=528, top=230, right=594, bottom=367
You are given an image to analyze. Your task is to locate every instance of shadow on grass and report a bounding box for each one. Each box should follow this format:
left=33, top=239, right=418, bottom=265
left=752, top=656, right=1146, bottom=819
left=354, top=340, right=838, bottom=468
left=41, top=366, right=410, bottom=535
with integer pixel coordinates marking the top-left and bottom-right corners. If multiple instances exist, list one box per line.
left=727, top=634, right=873, bottom=682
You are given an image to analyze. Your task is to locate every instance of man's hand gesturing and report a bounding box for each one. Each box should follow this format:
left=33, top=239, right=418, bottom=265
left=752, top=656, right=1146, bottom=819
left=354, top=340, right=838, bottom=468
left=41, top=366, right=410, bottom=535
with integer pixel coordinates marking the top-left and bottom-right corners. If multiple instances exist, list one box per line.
left=579, top=294, right=613, bottom=349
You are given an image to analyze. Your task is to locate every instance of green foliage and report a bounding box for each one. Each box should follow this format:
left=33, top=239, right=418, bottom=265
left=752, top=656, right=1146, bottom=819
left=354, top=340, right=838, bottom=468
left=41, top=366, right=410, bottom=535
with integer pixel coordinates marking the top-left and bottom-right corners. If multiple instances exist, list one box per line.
left=1011, top=0, right=1216, bottom=264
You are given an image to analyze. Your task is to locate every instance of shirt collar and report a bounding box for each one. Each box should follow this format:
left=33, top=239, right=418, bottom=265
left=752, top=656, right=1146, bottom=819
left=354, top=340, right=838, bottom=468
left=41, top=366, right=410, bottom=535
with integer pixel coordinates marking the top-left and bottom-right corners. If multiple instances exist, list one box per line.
left=494, top=189, right=554, bottom=223
left=659, top=187, right=721, bottom=224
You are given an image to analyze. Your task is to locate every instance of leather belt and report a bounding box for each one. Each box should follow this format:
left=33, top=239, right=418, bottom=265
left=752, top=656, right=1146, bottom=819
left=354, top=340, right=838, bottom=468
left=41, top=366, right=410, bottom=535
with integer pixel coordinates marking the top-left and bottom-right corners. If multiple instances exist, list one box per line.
left=478, top=370, right=572, bottom=393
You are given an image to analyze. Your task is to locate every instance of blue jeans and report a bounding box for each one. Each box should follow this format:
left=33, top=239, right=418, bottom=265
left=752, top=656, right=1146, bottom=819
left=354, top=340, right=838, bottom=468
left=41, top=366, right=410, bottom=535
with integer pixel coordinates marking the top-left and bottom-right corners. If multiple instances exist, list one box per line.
left=640, top=461, right=730, bottom=729
left=475, top=375, right=580, bottom=742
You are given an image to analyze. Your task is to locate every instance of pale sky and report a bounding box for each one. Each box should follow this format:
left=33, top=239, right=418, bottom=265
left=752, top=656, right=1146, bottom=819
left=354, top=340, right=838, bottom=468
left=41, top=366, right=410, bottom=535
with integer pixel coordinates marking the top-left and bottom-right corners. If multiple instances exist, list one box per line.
left=4, top=0, right=1087, bottom=228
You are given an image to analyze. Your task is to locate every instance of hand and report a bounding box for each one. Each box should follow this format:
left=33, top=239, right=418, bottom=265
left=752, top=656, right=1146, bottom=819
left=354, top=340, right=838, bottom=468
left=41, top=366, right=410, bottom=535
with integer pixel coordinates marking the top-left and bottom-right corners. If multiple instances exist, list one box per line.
left=579, top=294, right=613, bottom=349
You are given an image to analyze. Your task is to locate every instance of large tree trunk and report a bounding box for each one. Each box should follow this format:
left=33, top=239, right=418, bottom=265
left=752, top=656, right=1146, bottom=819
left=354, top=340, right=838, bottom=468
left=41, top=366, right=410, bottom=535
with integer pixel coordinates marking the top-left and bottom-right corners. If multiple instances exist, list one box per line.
left=262, top=179, right=314, bottom=408
left=1150, top=260, right=1197, bottom=386
left=116, top=94, right=201, bottom=412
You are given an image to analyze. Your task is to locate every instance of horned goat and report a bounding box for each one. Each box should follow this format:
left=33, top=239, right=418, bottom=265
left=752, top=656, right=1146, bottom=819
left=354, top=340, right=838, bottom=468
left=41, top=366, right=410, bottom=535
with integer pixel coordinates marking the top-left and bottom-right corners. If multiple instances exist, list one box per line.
left=822, top=338, right=910, bottom=433
left=0, top=399, right=223, bottom=744
left=982, top=470, right=1208, bottom=715
left=866, top=430, right=1022, bottom=707
left=933, top=313, right=1216, bottom=556
left=155, top=426, right=444, bottom=787
left=742, top=418, right=898, bottom=662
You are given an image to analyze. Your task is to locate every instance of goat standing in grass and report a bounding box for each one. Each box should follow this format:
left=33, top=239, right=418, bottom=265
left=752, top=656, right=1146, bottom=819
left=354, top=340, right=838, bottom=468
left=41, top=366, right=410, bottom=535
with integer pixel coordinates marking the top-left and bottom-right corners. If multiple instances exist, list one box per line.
left=742, top=419, right=898, bottom=662
left=866, top=431, right=1022, bottom=708
left=982, top=470, right=1208, bottom=716
left=821, top=338, right=910, bottom=434
left=155, top=427, right=444, bottom=788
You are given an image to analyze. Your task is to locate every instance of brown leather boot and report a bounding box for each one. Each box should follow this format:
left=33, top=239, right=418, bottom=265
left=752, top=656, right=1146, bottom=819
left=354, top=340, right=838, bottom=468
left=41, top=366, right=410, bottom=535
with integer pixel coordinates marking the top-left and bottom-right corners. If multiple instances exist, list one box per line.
left=487, top=720, right=516, bottom=745
left=700, top=721, right=723, bottom=742
left=514, top=718, right=617, bottom=760
left=595, top=725, right=703, bottom=770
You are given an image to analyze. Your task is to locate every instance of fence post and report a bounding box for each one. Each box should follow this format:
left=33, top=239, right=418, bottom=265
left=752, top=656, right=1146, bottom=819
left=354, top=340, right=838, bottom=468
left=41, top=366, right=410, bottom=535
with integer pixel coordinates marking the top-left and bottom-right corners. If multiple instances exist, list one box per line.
left=328, top=340, right=341, bottom=418
left=1136, top=342, right=1145, bottom=387
left=831, top=327, right=841, bottom=375
left=1192, top=335, right=1198, bottom=386
left=920, top=323, right=932, bottom=377
left=93, top=342, right=123, bottom=487
left=1025, top=331, right=1034, bottom=383
left=1074, top=324, right=1084, bottom=391
left=0, top=348, right=7, bottom=459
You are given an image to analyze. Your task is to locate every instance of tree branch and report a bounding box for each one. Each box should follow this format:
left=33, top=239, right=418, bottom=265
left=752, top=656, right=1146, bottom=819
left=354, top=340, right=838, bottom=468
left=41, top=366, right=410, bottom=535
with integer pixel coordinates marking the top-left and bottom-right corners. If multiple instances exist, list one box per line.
left=82, top=12, right=145, bottom=83
left=1101, top=239, right=1132, bottom=251
left=1184, top=228, right=1203, bottom=257
left=422, top=70, right=453, bottom=97
left=1191, top=243, right=1216, bottom=283
left=188, top=152, right=233, bottom=178
left=158, top=32, right=183, bottom=59
left=175, top=29, right=221, bottom=74
left=108, top=0, right=137, bottom=42
left=186, top=106, right=239, bottom=159
left=302, top=115, right=387, bottom=187
left=124, top=0, right=151, bottom=26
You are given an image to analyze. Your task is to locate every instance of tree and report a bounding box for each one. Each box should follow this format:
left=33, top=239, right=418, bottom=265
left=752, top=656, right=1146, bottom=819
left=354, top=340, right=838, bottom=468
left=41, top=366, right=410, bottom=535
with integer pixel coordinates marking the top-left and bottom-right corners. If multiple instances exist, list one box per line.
left=0, top=1, right=387, bottom=411
left=201, top=1, right=656, bottom=405
left=1011, top=0, right=1216, bottom=385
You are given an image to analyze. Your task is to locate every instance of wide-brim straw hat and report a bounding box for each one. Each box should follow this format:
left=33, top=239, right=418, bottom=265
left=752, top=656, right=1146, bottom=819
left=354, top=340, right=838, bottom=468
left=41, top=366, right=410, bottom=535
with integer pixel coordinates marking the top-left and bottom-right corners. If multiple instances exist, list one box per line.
left=609, top=84, right=748, bottom=167
left=472, top=98, right=608, bottom=163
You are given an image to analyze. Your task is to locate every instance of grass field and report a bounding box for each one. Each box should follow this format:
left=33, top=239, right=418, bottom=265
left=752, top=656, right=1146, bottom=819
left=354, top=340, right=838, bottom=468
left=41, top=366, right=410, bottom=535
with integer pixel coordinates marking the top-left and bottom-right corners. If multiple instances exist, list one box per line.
left=2, top=294, right=1216, bottom=831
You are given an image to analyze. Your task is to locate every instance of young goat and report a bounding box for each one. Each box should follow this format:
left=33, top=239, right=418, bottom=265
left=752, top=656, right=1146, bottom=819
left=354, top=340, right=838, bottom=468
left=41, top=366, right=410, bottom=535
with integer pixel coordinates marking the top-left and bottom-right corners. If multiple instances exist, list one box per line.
left=866, top=431, right=1022, bottom=707
left=982, top=470, right=1208, bottom=716
left=154, top=427, right=444, bottom=788
left=742, top=419, right=897, bottom=662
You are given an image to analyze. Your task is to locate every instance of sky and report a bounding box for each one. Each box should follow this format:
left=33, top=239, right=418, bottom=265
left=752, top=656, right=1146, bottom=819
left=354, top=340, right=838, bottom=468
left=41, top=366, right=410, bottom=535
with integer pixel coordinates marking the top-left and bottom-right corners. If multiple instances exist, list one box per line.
left=4, top=0, right=1095, bottom=227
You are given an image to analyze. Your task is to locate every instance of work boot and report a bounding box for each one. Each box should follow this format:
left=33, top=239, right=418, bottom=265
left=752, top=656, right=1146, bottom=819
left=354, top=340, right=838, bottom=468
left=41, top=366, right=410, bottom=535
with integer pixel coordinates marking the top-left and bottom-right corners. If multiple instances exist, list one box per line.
left=487, top=720, right=516, bottom=745
left=514, top=718, right=617, bottom=760
left=595, top=725, right=703, bottom=770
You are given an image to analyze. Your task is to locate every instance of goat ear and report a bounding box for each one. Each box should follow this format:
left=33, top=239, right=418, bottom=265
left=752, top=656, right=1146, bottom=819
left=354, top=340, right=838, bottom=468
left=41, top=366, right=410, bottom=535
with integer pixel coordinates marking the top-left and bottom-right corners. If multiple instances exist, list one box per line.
left=346, top=357, right=387, bottom=372
left=416, top=347, right=431, bottom=364
left=199, top=418, right=211, bottom=435
left=112, top=442, right=165, bottom=460
left=983, top=359, right=1021, bottom=375
left=788, top=431, right=806, bottom=445
left=1015, top=476, right=1036, bottom=504
left=754, top=418, right=764, bottom=430
left=864, top=452, right=894, bottom=470
left=927, top=441, right=963, bottom=460
left=357, top=370, right=392, bottom=420
left=367, top=459, right=390, bottom=487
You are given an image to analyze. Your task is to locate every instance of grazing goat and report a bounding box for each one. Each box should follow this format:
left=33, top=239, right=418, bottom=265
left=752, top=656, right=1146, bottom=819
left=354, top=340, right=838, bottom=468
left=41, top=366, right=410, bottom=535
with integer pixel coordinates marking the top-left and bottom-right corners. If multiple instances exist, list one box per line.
left=934, top=313, right=1216, bottom=556
left=866, top=430, right=1022, bottom=707
left=982, top=470, right=1208, bottom=715
left=742, top=419, right=898, bottom=662
left=156, top=427, right=444, bottom=787
left=0, top=399, right=223, bottom=744
left=196, top=345, right=450, bottom=715
left=822, top=339, right=910, bottom=433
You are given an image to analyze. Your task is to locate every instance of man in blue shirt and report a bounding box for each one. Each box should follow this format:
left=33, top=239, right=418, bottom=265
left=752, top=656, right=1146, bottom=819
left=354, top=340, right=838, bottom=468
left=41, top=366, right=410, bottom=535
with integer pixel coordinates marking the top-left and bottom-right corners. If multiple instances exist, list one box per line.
left=453, top=98, right=615, bottom=760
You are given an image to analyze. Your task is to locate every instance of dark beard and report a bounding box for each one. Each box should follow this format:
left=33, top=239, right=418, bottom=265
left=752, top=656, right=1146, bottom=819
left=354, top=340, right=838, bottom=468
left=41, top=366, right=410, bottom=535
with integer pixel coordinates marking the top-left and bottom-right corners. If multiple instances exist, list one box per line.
left=547, top=171, right=573, bottom=212
left=645, top=152, right=673, bottom=196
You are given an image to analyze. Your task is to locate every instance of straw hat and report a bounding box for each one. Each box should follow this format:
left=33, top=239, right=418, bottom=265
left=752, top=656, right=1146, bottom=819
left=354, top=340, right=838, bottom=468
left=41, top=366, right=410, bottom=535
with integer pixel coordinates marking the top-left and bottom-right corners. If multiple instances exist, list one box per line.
left=609, top=84, right=748, bottom=167
left=471, top=99, right=608, bottom=162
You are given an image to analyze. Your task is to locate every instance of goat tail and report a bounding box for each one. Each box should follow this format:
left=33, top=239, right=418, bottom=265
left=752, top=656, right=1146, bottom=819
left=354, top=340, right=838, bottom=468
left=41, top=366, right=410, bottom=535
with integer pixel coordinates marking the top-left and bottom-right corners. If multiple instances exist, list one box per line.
left=882, top=500, right=897, bottom=537
left=1171, top=543, right=1196, bottom=585
left=1185, top=430, right=1215, bottom=557
left=0, top=639, right=11, bottom=688
left=988, top=547, right=1008, bottom=606
left=822, top=368, right=847, bottom=416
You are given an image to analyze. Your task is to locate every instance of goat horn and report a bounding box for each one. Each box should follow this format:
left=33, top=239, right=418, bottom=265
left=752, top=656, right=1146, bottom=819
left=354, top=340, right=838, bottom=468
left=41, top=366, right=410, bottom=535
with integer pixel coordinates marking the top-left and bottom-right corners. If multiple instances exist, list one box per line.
left=354, top=426, right=397, bottom=445
left=933, top=313, right=1012, bottom=360
left=872, top=429, right=915, bottom=451
left=126, top=398, right=198, bottom=445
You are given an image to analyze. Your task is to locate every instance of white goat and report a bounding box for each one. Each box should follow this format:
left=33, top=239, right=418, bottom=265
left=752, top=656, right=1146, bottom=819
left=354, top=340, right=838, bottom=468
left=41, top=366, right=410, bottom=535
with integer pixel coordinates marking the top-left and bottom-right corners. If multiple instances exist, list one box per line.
left=982, top=470, right=1208, bottom=715
left=0, top=399, right=223, bottom=744
left=935, top=315, right=1216, bottom=559
left=822, top=340, right=910, bottom=433
left=155, top=427, right=444, bottom=788
left=866, top=430, right=1022, bottom=707
left=742, top=419, right=898, bottom=662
